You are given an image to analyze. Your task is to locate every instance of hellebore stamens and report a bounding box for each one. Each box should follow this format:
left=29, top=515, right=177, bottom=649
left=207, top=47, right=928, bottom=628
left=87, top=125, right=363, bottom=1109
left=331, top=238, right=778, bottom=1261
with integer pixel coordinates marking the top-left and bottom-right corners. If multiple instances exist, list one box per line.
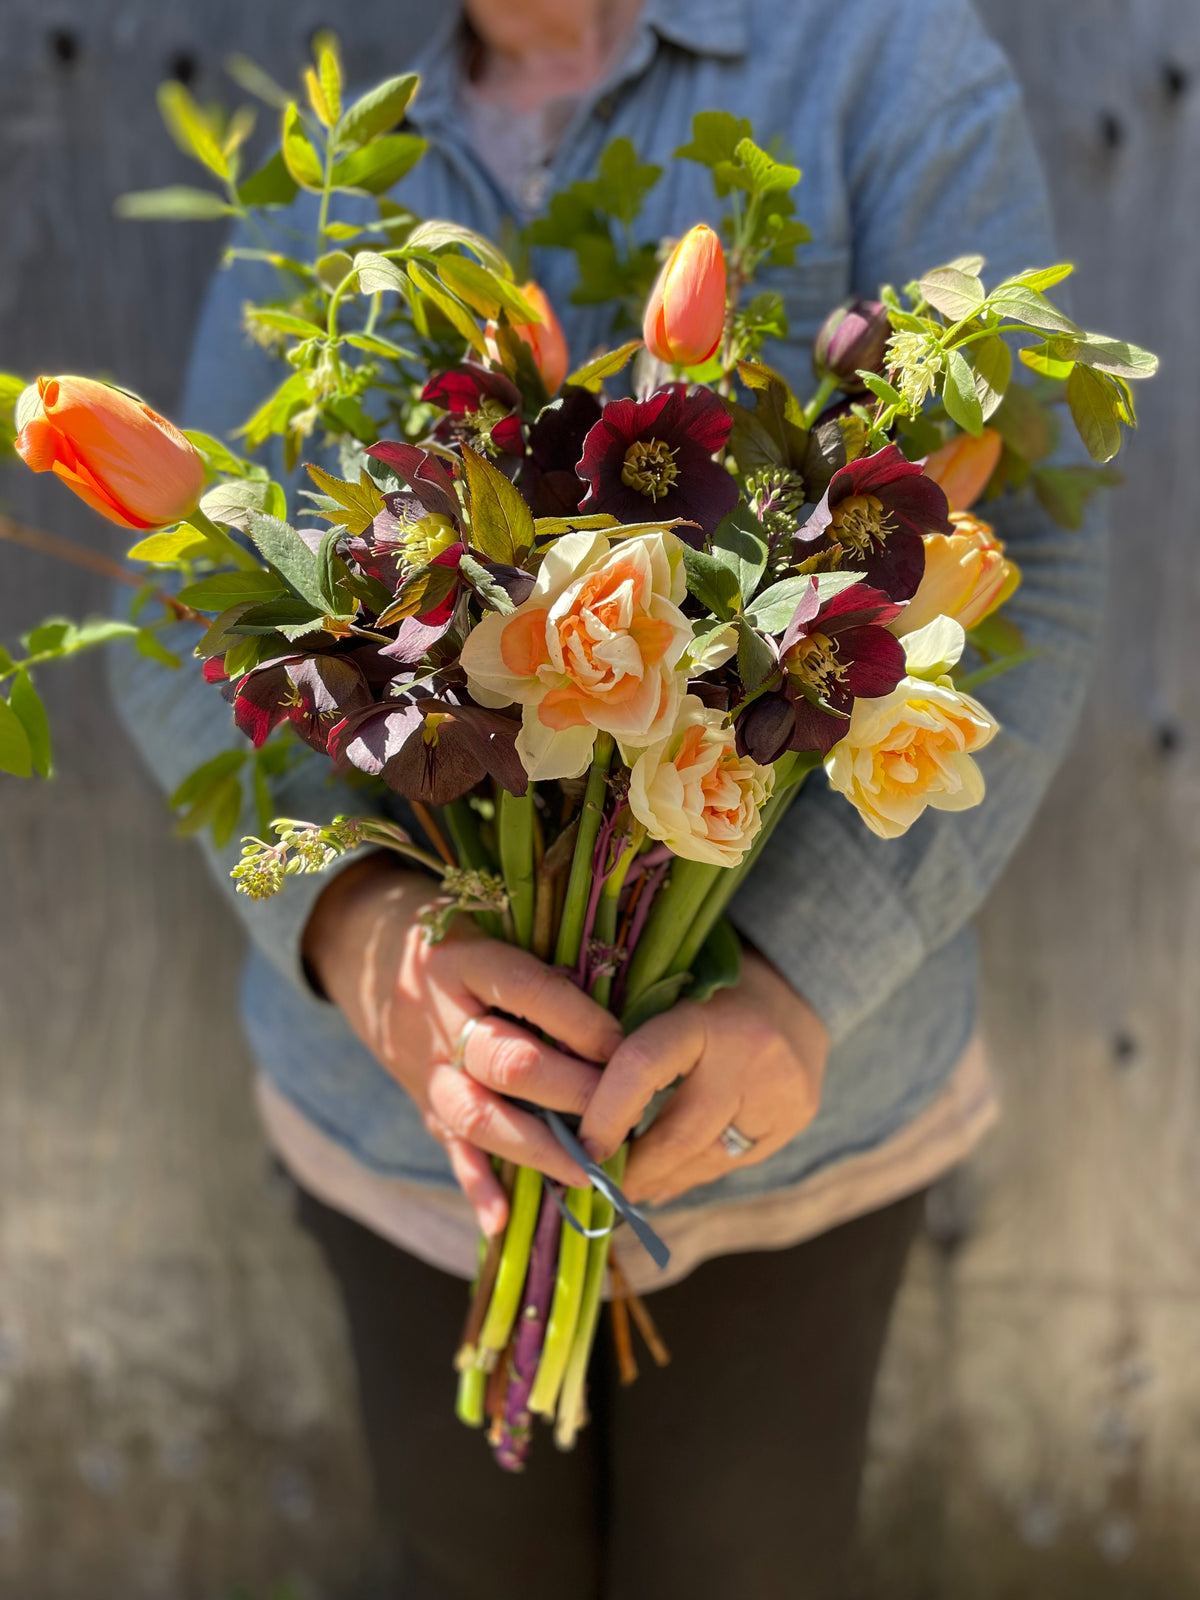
left=786, top=631, right=847, bottom=697
left=828, top=493, right=895, bottom=556
left=621, top=438, right=681, bottom=501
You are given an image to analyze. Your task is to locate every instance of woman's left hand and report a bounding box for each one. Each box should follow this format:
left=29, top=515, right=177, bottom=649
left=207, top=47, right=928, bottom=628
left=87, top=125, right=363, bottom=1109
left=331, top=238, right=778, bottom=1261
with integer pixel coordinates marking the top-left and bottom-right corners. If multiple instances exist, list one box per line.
left=578, top=947, right=829, bottom=1206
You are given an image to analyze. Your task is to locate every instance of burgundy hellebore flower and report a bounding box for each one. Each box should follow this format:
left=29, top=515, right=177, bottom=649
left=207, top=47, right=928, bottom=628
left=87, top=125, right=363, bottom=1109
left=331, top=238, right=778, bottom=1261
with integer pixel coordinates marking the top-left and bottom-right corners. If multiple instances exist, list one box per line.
left=421, top=364, right=525, bottom=460
left=329, top=689, right=527, bottom=804
left=231, top=654, right=373, bottom=754
left=520, top=387, right=602, bottom=517
left=812, top=300, right=891, bottom=393
left=794, top=444, right=953, bottom=602
left=737, top=580, right=906, bottom=762
left=576, top=384, right=738, bottom=542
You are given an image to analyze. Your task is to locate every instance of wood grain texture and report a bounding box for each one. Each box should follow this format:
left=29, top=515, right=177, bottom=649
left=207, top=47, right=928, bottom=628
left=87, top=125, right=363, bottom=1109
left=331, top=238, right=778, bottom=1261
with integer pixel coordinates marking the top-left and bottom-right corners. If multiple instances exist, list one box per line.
left=0, top=3, right=1196, bottom=1595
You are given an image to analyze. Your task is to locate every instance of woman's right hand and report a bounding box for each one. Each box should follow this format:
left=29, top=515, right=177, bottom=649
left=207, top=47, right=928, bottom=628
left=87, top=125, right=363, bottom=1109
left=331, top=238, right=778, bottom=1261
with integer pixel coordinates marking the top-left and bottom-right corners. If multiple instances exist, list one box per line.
left=302, top=855, right=623, bottom=1235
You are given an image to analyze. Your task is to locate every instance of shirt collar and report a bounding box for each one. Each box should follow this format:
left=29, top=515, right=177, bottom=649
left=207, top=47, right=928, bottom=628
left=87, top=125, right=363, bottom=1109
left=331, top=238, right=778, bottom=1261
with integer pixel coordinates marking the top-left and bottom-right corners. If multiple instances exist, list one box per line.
left=406, top=0, right=748, bottom=128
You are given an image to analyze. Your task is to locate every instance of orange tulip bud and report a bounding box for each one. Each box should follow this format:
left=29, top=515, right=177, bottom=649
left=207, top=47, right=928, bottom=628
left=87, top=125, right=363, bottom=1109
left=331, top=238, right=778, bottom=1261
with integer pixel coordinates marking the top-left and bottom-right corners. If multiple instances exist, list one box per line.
left=14, top=375, right=205, bottom=530
left=893, top=511, right=1021, bottom=638
left=642, top=223, right=727, bottom=368
left=923, top=427, right=1003, bottom=512
left=486, top=282, right=570, bottom=395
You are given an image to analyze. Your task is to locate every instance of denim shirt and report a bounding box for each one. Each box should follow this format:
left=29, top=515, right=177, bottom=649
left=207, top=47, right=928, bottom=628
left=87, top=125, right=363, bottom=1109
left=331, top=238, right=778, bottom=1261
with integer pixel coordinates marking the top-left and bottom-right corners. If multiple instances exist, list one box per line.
left=111, top=0, right=1106, bottom=1212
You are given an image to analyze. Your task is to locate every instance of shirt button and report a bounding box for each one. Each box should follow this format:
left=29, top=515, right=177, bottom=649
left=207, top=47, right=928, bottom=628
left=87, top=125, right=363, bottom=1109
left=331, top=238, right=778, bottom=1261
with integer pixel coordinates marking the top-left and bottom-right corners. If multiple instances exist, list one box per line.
left=521, top=169, right=551, bottom=212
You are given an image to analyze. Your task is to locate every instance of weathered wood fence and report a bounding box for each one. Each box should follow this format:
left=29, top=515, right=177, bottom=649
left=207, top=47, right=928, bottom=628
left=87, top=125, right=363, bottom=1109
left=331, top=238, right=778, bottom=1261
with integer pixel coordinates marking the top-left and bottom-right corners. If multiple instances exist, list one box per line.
left=0, top=4, right=1196, bottom=1595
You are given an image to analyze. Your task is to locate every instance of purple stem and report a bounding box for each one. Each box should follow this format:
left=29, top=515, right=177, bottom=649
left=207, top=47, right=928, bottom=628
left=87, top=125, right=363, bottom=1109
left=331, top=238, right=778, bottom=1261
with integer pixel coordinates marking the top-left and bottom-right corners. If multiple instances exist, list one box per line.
left=611, top=860, right=669, bottom=1015
left=575, top=811, right=618, bottom=987
left=493, top=1186, right=563, bottom=1472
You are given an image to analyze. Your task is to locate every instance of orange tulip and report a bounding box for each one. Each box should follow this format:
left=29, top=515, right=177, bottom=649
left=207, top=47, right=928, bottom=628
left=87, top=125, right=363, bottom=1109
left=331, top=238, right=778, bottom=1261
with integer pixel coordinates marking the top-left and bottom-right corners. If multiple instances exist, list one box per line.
left=15, top=375, right=205, bottom=530
left=923, top=427, right=1003, bottom=512
left=486, top=282, right=570, bottom=395
left=642, top=223, right=727, bottom=368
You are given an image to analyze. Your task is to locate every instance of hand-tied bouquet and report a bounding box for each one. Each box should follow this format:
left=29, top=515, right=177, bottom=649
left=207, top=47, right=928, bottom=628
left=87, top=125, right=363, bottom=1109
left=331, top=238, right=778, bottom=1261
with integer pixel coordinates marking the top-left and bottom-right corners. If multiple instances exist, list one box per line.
left=0, top=39, right=1157, bottom=1469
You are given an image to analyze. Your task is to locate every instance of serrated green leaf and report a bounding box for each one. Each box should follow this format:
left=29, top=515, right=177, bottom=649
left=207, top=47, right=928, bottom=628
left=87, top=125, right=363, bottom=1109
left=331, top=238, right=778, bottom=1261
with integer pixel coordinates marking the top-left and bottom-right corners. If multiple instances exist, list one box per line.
left=458, top=551, right=515, bottom=614
left=0, top=696, right=33, bottom=777
left=1067, top=363, right=1122, bottom=463
left=316, top=524, right=357, bottom=617
left=305, top=464, right=384, bottom=535
left=237, top=148, right=298, bottom=207
left=942, top=348, right=984, bottom=435
left=680, top=545, right=741, bottom=621
left=178, top=570, right=286, bottom=610
left=461, top=446, right=535, bottom=564
left=921, top=266, right=985, bottom=321
left=244, top=512, right=326, bottom=608
left=565, top=339, right=642, bottom=393
left=728, top=137, right=800, bottom=196
left=711, top=508, right=769, bottom=604
left=970, top=334, right=1012, bottom=420
left=339, top=73, right=419, bottom=146
left=987, top=284, right=1080, bottom=335
left=115, top=186, right=235, bottom=221
left=281, top=102, right=325, bottom=190
left=157, top=82, right=230, bottom=180
left=675, top=111, right=754, bottom=172
left=375, top=561, right=459, bottom=627
left=735, top=617, right=775, bottom=692
left=10, top=671, right=51, bottom=777
left=331, top=133, right=425, bottom=194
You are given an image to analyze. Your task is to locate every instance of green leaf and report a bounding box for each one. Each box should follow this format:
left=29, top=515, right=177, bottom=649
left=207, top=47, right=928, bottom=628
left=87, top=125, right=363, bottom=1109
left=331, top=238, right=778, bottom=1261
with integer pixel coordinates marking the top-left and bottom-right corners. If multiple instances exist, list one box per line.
left=60, top=619, right=140, bottom=652
left=747, top=575, right=812, bottom=632
left=1067, top=363, right=1123, bottom=463
left=1000, top=263, right=1074, bottom=294
left=338, top=73, right=419, bottom=146
left=353, top=250, right=408, bottom=296
left=375, top=561, right=459, bottom=627
left=967, top=610, right=1027, bottom=660
left=986, top=284, right=1080, bottom=335
left=115, top=185, right=235, bottom=221
left=134, top=629, right=181, bottom=669
left=157, top=82, right=230, bottom=180
left=675, top=111, right=754, bottom=173
left=249, top=308, right=326, bottom=339
left=343, top=332, right=414, bottom=360
left=620, top=972, right=693, bottom=1033
left=534, top=513, right=618, bottom=538
left=970, top=334, right=1012, bottom=421
left=126, top=526, right=212, bottom=564
left=1072, top=336, right=1159, bottom=380
left=305, top=464, right=384, bottom=535
left=721, top=137, right=800, bottom=197
left=315, top=34, right=342, bottom=124
left=687, top=916, right=742, bottom=1005
left=406, top=260, right=486, bottom=353
left=920, top=266, right=985, bottom=321
left=314, top=249, right=354, bottom=291
left=436, top=257, right=540, bottom=322
left=175, top=769, right=245, bottom=845
left=403, top=220, right=510, bottom=276
left=10, top=671, right=51, bottom=777
left=237, top=370, right=312, bottom=450
left=736, top=360, right=808, bottom=469
left=183, top=431, right=259, bottom=478
left=942, top=348, right=984, bottom=435
left=858, top=371, right=905, bottom=407
left=461, top=446, right=535, bottom=564
left=680, top=545, right=741, bottom=622
left=331, top=133, right=426, bottom=193
left=281, top=102, right=325, bottom=191
left=711, top=507, right=769, bottom=603
left=0, top=696, right=34, bottom=777
left=735, top=617, right=775, bottom=692
left=991, top=382, right=1055, bottom=463
left=457, top=551, right=515, bottom=614
left=565, top=339, right=642, bottom=393
left=244, top=512, right=327, bottom=609
left=237, top=149, right=299, bottom=207
left=316, top=525, right=356, bottom=616
left=1031, top=463, right=1121, bottom=529
left=201, top=477, right=288, bottom=529
left=233, top=599, right=326, bottom=638
left=579, top=138, right=663, bottom=226
left=1019, top=339, right=1077, bottom=381
left=178, top=570, right=287, bottom=610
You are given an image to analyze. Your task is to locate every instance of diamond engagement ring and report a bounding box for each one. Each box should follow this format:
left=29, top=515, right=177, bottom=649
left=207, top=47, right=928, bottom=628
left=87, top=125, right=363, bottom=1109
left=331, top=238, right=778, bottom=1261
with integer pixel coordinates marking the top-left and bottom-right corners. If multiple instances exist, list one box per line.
left=719, top=1123, right=757, bottom=1159
left=450, top=1013, right=484, bottom=1072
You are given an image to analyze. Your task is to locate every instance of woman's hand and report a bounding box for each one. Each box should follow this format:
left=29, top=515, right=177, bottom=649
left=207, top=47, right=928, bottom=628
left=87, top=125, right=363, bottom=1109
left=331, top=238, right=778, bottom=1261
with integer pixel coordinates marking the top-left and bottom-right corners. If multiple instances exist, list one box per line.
left=303, top=856, right=623, bottom=1235
left=578, top=947, right=829, bottom=1205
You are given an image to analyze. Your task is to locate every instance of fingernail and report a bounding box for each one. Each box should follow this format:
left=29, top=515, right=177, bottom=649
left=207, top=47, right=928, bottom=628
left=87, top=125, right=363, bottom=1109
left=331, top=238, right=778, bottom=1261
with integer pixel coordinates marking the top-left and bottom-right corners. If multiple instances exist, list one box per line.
left=483, top=1201, right=508, bottom=1236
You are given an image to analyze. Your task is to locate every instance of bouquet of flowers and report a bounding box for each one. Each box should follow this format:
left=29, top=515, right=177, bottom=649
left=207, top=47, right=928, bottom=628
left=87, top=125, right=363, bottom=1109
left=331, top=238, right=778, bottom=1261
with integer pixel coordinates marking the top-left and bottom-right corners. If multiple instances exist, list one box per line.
left=0, top=38, right=1156, bottom=1470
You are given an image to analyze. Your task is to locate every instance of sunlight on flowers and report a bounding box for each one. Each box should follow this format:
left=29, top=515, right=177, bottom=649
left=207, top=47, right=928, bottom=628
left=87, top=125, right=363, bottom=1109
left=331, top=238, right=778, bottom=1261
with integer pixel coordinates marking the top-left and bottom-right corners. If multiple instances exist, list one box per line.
left=893, top=511, right=1020, bottom=637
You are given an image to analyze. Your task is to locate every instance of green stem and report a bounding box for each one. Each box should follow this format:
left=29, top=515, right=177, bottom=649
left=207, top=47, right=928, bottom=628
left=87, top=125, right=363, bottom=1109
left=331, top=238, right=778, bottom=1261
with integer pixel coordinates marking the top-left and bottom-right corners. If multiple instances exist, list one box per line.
left=497, top=788, right=536, bottom=951
left=442, top=798, right=504, bottom=939
left=187, top=508, right=263, bottom=572
left=588, top=829, right=643, bottom=1011
left=620, top=857, right=722, bottom=1013
left=803, top=372, right=839, bottom=427
left=554, top=1149, right=625, bottom=1450
left=528, top=1186, right=594, bottom=1418
left=553, top=734, right=614, bottom=969
left=476, top=1165, right=543, bottom=1364
left=455, top=1365, right=486, bottom=1428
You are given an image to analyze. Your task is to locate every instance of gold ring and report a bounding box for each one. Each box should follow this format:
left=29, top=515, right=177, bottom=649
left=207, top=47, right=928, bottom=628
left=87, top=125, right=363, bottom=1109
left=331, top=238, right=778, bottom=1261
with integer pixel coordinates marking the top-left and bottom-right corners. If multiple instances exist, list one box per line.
left=450, top=1013, right=484, bottom=1073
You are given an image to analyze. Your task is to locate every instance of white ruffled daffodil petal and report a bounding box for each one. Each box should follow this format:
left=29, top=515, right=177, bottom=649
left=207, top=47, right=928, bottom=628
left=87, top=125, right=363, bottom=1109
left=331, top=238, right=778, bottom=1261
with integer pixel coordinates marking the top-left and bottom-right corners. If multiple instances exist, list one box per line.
left=459, top=529, right=693, bottom=783
left=901, top=615, right=967, bottom=681
left=628, top=695, right=775, bottom=867
left=824, top=675, right=998, bottom=839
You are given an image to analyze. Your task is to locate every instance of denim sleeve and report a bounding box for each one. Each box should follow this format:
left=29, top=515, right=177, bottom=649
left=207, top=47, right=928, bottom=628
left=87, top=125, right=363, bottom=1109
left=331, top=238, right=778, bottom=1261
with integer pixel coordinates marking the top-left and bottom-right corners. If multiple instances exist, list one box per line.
left=107, top=214, right=396, bottom=993
left=727, top=0, right=1110, bottom=1042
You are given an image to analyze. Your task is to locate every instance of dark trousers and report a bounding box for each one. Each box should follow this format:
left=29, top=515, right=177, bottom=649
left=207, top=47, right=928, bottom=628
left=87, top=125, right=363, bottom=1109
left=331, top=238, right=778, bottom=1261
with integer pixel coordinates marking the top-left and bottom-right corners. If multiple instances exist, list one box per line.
left=296, top=1185, right=923, bottom=1600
